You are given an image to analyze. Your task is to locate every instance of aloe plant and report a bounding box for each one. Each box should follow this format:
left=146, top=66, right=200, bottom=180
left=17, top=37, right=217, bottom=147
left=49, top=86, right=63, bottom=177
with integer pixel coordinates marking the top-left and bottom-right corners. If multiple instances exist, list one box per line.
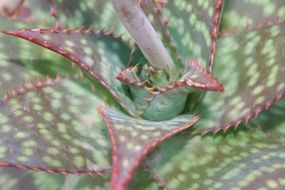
left=0, top=0, right=285, bottom=189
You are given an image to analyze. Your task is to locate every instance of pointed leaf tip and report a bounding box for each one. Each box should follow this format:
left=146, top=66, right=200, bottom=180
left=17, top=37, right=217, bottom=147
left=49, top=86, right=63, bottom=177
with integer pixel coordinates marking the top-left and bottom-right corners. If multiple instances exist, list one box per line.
left=1, top=28, right=140, bottom=116
left=183, top=59, right=224, bottom=92
left=98, top=107, right=198, bottom=190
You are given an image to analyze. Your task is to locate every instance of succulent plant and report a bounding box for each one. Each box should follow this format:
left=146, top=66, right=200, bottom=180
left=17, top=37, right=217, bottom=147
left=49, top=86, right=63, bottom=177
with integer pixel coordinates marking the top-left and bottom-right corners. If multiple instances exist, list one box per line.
left=0, top=0, right=285, bottom=189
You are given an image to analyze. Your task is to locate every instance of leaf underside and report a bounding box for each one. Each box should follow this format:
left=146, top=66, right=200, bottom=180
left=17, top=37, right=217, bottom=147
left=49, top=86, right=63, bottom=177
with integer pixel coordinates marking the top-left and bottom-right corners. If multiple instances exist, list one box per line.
left=99, top=107, right=198, bottom=190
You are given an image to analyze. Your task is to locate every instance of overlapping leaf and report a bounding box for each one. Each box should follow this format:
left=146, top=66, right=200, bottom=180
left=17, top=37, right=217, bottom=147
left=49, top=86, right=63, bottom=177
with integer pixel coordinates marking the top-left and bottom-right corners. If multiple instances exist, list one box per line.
left=2, top=28, right=139, bottom=115
left=0, top=0, right=53, bottom=29
left=48, top=0, right=127, bottom=35
left=0, top=31, right=78, bottom=102
left=193, top=22, right=285, bottom=133
left=251, top=98, right=285, bottom=143
left=0, top=77, right=116, bottom=174
left=99, top=108, right=198, bottom=190
left=0, top=168, right=38, bottom=190
left=146, top=127, right=285, bottom=190
left=220, top=0, right=285, bottom=35
left=140, top=0, right=182, bottom=67
left=153, top=0, right=223, bottom=68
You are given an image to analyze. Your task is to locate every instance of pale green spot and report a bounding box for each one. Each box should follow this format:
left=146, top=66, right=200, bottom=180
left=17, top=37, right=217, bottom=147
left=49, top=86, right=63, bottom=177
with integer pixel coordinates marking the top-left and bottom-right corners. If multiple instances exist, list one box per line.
left=69, top=147, right=80, bottom=154
left=141, top=134, right=149, bottom=140
left=62, top=134, right=71, bottom=140
left=48, top=147, right=60, bottom=155
left=43, top=112, right=54, bottom=122
left=13, top=110, right=23, bottom=117
left=23, top=116, right=33, bottom=123
left=2, top=73, right=12, bottom=81
left=18, top=156, right=29, bottom=162
left=33, top=104, right=43, bottom=111
left=127, top=143, right=134, bottom=150
left=15, top=131, right=28, bottom=138
left=23, top=140, right=36, bottom=147
left=119, top=136, right=126, bottom=142
left=266, top=179, right=278, bottom=189
left=61, top=113, right=71, bottom=120
left=1, top=124, right=11, bottom=133
left=23, top=148, right=33, bottom=156
left=57, top=123, right=67, bottom=133
left=0, top=114, right=8, bottom=124
left=74, top=156, right=85, bottom=168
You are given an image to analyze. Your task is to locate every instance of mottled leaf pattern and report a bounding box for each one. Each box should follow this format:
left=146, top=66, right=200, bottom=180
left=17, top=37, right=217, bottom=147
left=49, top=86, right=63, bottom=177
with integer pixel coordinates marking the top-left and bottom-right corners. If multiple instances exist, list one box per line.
left=0, top=168, right=38, bottom=190
left=146, top=128, right=285, bottom=190
left=0, top=77, right=115, bottom=174
left=251, top=98, right=285, bottom=143
left=140, top=0, right=182, bottom=67
left=49, top=0, right=127, bottom=35
left=220, top=0, right=285, bottom=35
left=0, top=168, right=65, bottom=190
left=3, top=28, right=139, bottom=115
left=1, top=0, right=285, bottom=189
left=99, top=108, right=198, bottom=190
left=0, top=33, right=76, bottom=99
left=0, top=61, right=37, bottom=98
left=0, top=0, right=53, bottom=29
left=158, top=0, right=223, bottom=68
left=194, top=23, right=285, bottom=133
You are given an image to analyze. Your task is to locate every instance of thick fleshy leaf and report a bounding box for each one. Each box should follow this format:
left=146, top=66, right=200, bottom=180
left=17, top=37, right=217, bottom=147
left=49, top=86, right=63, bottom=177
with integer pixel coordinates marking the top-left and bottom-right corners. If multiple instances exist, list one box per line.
left=251, top=98, right=285, bottom=143
left=220, top=0, right=285, bottom=35
left=0, top=0, right=53, bottom=29
left=2, top=28, right=139, bottom=115
left=48, top=0, right=127, bottom=35
left=117, top=61, right=222, bottom=120
left=157, top=0, right=223, bottom=68
left=16, top=0, right=52, bottom=24
left=193, top=22, right=285, bottom=134
left=0, top=60, right=37, bottom=98
left=145, top=127, right=285, bottom=190
left=140, top=0, right=182, bottom=67
left=99, top=108, right=199, bottom=190
left=0, top=168, right=65, bottom=190
left=0, top=76, right=116, bottom=175
left=0, top=33, right=77, bottom=98
left=0, top=168, right=38, bottom=190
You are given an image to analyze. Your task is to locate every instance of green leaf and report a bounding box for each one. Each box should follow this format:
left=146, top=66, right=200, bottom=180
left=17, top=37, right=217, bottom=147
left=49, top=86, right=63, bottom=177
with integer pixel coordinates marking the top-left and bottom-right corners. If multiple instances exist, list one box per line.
left=157, top=0, right=223, bottom=68
left=0, top=168, right=38, bottom=190
left=220, top=0, right=285, bottom=35
left=0, top=77, right=116, bottom=175
left=2, top=28, right=139, bottom=115
left=99, top=107, right=198, bottom=190
left=117, top=60, right=223, bottom=121
left=0, top=168, right=65, bottom=190
left=0, top=33, right=76, bottom=96
left=49, top=0, right=127, bottom=35
left=193, top=22, right=285, bottom=133
left=145, top=127, right=285, bottom=190
left=251, top=98, right=285, bottom=143
left=0, top=0, right=53, bottom=29
left=140, top=0, right=183, bottom=67
left=60, top=167, right=162, bottom=190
